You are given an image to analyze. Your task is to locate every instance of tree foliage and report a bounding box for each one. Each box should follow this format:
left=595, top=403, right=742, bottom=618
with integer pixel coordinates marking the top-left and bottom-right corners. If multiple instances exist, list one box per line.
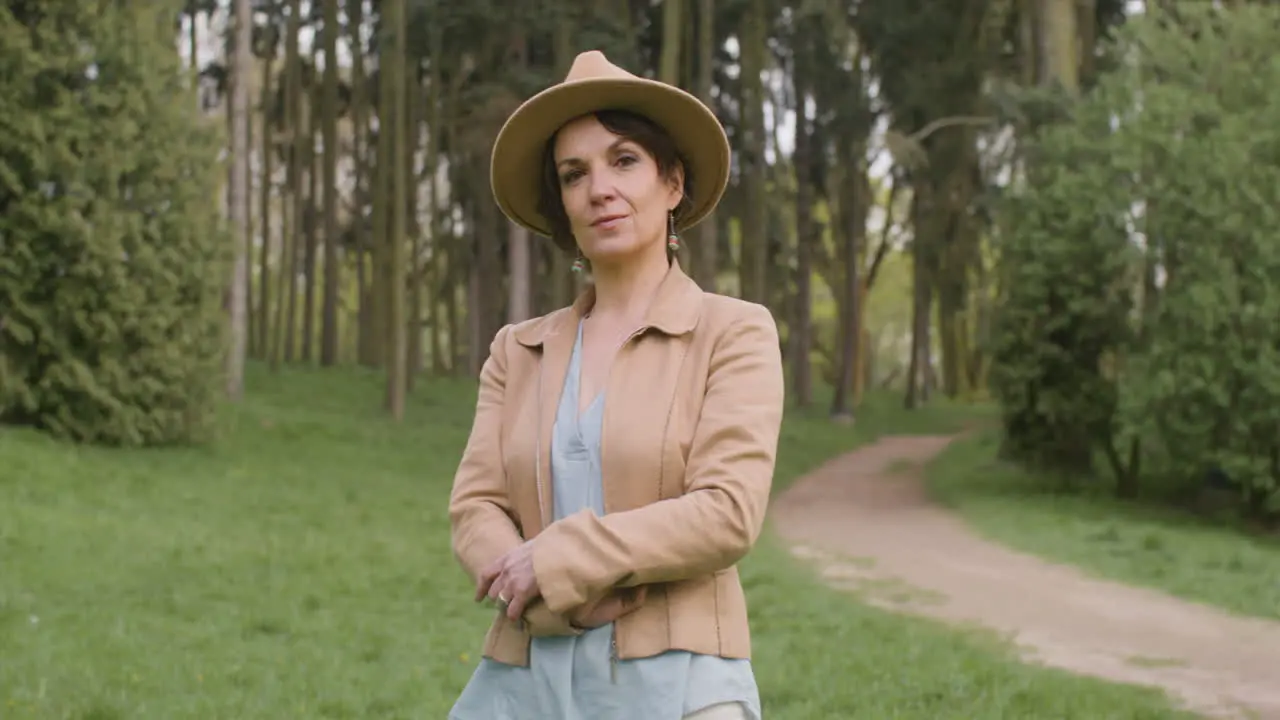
left=0, top=1, right=230, bottom=446
left=991, top=3, right=1280, bottom=516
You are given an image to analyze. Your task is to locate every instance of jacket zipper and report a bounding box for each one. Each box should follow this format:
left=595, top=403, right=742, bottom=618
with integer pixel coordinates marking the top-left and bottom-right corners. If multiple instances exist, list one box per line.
left=610, top=626, right=618, bottom=682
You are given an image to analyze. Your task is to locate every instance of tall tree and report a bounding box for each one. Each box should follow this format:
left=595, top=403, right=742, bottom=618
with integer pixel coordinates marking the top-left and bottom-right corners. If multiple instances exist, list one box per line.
left=737, top=0, right=768, bottom=303
left=507, top=27, right=533, bottom=324
left=226, top=0, right=252, bottom=399
left=790, top=10, right=815, bottom=408
left=659, top=0, right=683, bottom=84
left=383, top=0, right=409, bottom=419
left=692, top=0, right=717, bottom=292
left=1040, top=0, right=1081, bottom=94
left=319, top=0, right=341, bottom=365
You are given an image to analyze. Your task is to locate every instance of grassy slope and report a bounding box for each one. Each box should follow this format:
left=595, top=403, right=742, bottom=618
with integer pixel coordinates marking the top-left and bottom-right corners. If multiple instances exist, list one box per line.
left=926, top=429, right=1280, bottom=621
left=0, top=367, right=1190, bottom=719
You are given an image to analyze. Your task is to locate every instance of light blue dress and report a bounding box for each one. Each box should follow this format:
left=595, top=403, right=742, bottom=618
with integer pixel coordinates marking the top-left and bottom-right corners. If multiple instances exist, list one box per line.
left=450, top=320, right=762, bottom=720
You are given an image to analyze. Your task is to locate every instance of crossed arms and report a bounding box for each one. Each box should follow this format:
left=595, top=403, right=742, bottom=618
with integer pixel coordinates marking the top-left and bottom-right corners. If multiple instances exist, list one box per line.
left=448, top=305, right=784, bottom=632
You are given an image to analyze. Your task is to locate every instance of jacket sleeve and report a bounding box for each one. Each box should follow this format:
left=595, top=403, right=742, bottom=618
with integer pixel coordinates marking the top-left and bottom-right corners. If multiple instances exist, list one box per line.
left=531, top=304, right=785, bottom=614
left=523, top=589, right=648, bottom=636
left=522, top=600, right=584, bottom=637
left=448, top=325, right=527, bottom=584
left=449, top=324, right=593, bottom=635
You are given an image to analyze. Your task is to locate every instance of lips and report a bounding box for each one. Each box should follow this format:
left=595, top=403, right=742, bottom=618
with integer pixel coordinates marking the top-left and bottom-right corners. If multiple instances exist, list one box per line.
left=591, top=214, right=626, bottom=227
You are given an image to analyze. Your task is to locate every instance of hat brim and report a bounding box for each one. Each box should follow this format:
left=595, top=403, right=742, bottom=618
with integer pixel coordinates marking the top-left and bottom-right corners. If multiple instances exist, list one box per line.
left=490, top=77, right=730, bottom=240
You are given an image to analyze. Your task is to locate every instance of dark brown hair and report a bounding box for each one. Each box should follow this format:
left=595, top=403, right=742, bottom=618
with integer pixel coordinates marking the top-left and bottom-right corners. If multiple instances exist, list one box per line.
left=537, top=109, right=695, bottom=254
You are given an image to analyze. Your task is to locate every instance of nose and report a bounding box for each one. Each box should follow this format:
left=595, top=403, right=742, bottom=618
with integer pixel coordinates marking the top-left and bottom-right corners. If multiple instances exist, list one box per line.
left=587, top=164, right=616, bottom=203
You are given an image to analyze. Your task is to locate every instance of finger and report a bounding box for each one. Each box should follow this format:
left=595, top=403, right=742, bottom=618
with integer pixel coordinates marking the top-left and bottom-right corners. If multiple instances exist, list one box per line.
left=506, top=582, right=538, bottom=622
left=488, top=573, right=511, bottom=604
left=475, top=565, right=500, bottom=602
left=475, top=553, right=512, bottom=602
left=478, top=545, right=517, bottom=597
left=505, top=592, right=529, bottom=621
left=474, top=577, right=492, bottom=603
left=592, top=597, right=625, bottom=625
left=602, top=598, right=626, bottom=621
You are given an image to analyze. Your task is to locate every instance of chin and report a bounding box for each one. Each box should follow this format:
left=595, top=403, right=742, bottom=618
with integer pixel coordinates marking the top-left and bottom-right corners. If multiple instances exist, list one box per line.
left=583, top=236, right=649, bottom=265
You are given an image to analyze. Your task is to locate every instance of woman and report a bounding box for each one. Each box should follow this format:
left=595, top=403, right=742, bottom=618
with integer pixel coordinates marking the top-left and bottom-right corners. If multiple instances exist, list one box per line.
left=448, top=50, right=784, bottom=720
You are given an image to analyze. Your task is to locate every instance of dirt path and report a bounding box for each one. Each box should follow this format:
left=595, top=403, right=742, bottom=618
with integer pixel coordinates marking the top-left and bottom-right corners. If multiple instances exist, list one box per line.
left=771, top=435, right=1280, bottom=720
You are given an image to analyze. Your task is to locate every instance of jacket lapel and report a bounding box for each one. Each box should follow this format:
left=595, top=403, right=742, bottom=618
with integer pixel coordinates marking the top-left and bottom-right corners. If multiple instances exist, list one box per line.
left=598, top=262, right=704, bottom=510
left=534, top=318, right=575, bottom=531
left=513, top=294, right=591, bottom=534
left=510, top=261, right=703, bottom=529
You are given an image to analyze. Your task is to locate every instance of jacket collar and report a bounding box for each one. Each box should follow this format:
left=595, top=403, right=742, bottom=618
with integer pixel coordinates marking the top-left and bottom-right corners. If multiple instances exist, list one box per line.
left=513, top=259, right=703, bottom=348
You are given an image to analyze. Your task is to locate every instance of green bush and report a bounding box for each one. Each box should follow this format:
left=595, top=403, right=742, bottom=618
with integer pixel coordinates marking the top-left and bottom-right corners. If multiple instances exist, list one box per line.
left=0, top=2, right=229, bottom=446
left=991, top=4, right=1280, bottom=517
left=989, top=112, right=1135, bottom=481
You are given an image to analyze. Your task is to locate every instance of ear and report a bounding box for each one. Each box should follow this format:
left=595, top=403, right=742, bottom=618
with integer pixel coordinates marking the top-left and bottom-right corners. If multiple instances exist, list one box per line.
left=665, top=162, right=685, bottom=210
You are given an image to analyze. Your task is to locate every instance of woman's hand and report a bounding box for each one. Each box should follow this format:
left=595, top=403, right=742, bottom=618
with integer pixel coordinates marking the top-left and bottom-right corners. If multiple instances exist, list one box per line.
left=570, top=585, right=648, bottom=629
left=476, top=541, right=541, bottom=622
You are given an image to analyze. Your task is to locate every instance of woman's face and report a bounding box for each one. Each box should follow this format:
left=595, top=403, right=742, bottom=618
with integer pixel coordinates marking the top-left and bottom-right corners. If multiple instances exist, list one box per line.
left=552, top=114, right=683, bottom=266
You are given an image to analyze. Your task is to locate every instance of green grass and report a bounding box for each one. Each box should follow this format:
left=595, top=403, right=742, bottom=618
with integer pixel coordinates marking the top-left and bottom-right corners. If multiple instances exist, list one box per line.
left=926, top=429, right=1280, bottom=621
left=0, top=366, right=1192, bottom=718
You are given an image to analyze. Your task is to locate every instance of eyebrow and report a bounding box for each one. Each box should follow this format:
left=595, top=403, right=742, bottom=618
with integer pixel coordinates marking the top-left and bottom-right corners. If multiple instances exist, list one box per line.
left=556, top=137, right=634, bottom=170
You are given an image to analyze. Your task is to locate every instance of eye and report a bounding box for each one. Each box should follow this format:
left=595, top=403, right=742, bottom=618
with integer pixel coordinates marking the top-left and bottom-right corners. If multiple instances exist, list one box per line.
left=616, top=154, right=639, bottom=168
left=560, top=168, right=584, bottom=185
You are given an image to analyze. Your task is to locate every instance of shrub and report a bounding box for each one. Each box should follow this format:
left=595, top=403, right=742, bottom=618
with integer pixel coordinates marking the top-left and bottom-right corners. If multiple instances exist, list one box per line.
left=992, top=4, right=1280, bottom=517
left=0, top=1, right=230, bottom=446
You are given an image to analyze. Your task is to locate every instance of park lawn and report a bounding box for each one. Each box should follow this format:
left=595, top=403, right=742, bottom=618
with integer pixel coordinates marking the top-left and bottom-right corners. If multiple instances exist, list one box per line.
left=926, top=429, right=1280, bottom=622
left=0, top=366, right=1190, bottom=719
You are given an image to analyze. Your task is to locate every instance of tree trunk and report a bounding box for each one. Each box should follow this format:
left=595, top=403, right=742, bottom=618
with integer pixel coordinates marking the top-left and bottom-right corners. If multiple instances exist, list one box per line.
left=272, top=0, right=303, bottom=369
left=546, top=2, right=577, bottom=309
left=384, top=0, right=408, bottom=419
left=905, top=187, right=934, bottom=409
left=283, top=0, right=304, bottom=364
left=406, top=60, right=424, bottom=386
left=1040, top=0, right=1080, bottom=94
left=790, top=44, right=813, bottom=408
left=225, top=0, right=251, bottom=399
left=426, top=21, right=447, bottom=373
left=348, top=0, right=373, bottom=367
left=693, top=0, right=717, bottom=292
left=737, top=0, right=767, bottom=303
left=301, top=103, right=318, bottom=364
left=507, top=28, right=533, bottom=324
left=659, top=0, right=683, bottom=84
left=832, top=154, right=867, bottom=420
left=319, top=0, right=341, bottom=365
left=256, top=55, right=273, bottom=361
left=508, top=222, right=532, bottom=323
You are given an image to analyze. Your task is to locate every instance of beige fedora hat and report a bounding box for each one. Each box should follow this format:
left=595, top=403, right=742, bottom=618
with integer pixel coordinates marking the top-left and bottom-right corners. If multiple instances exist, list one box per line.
left=490, top=50, right=730, bottom=240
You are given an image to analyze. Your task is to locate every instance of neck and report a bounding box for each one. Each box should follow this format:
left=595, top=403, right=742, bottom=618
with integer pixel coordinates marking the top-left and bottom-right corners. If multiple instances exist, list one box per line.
left=587, top=244, right=671, bottom=322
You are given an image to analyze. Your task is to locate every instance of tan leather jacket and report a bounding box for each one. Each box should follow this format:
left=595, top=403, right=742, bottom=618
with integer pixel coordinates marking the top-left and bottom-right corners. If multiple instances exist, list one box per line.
left=448, top=262, right=784, bottom=667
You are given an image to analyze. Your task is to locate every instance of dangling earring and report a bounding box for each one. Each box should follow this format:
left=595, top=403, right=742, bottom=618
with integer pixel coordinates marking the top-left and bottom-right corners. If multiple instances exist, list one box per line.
left=571, top=253, right=586, bottom=274
left=667, top=209, right=680, bottom=252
